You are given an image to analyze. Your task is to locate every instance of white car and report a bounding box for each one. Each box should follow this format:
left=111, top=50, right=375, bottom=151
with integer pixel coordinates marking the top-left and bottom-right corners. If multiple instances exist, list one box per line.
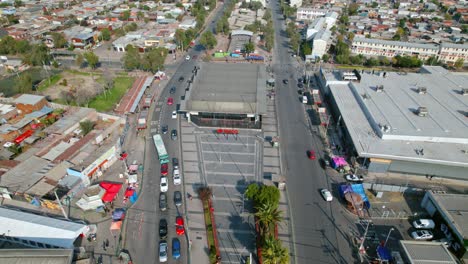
left=185, top=55, right=190, bottom=61
left=160, top=176, right=168, bottom=192
left=171, top=111, right=177, bottom=119
left=411, top=230, right=433, bottom=240
left=345, top=174, right=364, bottom=182
left=413, top=219, right=435, bottom=229
left=173, top=169, right=181, bottom=185
left=159, top=240, right=168, bottom=262
left=320, top=189, right=333, bottom=202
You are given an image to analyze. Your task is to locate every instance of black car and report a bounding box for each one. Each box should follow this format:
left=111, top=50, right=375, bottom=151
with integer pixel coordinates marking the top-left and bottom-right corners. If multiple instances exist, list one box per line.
left=172, top=158, right=179, bottom=169
left=298, top=83, right=304, bottom=88
left=159, top=219, right=168, bottom=239
left=170, top=87, right=176, bottom=94
left=159, top=192, right=167, bottom=211
left=283, top=79, right=289, bottom=84
left=174, top=191, right=182, bottom=207
left=178, top=76, right=184, bottom=82
left=161, top=125, right=168, bottom=134
left=171, top=129, right=178, bottom=140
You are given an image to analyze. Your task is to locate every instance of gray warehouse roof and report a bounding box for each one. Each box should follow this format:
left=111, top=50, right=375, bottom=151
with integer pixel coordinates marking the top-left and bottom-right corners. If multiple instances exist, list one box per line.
left=180, top=63, right=266, bottom=115
left=429, top=192, right=468, bottom=240
left=13, top=94, right=45, bottom=105
left=399, top=241, right=458, bottom=264
left=323, top=66, right=468, bottom=168
left=0, top=249, right=73, bottom=264
left=0, top=156, right=51, bottom=193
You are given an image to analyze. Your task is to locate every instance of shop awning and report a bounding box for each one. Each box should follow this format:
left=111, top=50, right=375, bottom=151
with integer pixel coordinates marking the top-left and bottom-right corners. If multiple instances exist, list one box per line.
left=99, top=182, right=123, bottom=202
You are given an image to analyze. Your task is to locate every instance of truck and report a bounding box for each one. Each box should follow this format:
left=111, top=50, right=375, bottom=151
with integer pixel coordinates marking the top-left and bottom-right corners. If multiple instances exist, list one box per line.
left=137, top=109, right=148, bottom=130
left=143, top=94, right=153, bottom=109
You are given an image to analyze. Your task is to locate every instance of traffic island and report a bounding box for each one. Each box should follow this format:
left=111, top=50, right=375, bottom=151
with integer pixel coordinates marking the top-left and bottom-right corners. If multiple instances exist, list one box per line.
left=198, top=186, right=221, bottom=264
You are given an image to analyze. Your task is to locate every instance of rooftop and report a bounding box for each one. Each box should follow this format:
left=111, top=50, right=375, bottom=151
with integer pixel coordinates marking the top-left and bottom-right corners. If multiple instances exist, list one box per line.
left=399, top=241, right=458, bottom=264
left=353, top=37, right=440, bottom=50
left=0, top=156, right=51, bottom=193
left=322, top=66, right=468, bottom=171
left=180, top=63, right=266, bottom=115
left=13, top=94, right=45, bottom=105
left=429, top=192, right=468, bottom=240
left=0, top=248, right=73, bottom=264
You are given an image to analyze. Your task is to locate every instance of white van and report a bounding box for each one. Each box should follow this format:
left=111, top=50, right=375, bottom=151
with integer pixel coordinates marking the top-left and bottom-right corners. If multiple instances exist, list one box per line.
left=302, top=96, right=308, bottom=104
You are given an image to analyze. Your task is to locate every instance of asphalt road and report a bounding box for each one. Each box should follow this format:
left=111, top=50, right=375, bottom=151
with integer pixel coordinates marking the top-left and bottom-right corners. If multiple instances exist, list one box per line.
left=269, top=1, right=356, bottom=263
left=123, top=3, right=230, bottom=264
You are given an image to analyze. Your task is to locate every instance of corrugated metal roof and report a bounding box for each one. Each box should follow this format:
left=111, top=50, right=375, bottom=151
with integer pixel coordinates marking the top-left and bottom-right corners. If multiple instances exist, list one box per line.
left=0, top=249, right=73, bottom=264
left=399, top=241, right=458, bottom=264
left=13, top=94, right=45, bottom=105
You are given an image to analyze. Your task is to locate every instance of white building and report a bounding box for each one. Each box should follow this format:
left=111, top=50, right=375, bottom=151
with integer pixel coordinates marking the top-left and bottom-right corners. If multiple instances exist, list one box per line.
left=178, top=18, right=197, bottom=30
left=309, top=29, right=331, bottom=61
left=290, top=0, right=302, bottom=8
left=324, top=11, right=338, bottom=29
left=245, top=0, right=266, bottom=7
left=439, top=43, right=468, bottom=65
left=296, top=8, right=327, bottom=20
left=306, top=17, right=326, bottom=40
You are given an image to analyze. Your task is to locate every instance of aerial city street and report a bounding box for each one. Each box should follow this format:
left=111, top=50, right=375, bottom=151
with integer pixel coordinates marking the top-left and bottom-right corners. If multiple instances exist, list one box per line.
left=0, top=0, right=467, bottom=263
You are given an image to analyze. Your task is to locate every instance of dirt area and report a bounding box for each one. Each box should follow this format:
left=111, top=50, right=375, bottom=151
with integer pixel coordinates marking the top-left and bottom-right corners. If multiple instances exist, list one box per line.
left=214, top=33, right=231, bottom=53
left=40, top=71, right=103, bottom=101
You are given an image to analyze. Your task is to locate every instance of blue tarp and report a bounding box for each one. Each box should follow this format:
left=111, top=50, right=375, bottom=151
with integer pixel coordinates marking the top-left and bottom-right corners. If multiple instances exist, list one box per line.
left=112, top=208, right=126, bottom=221
left=377, top=245, right=392, bottom=261
left=130, top=192, right=138, bottom=204
left=351, top=184, right=371, bottom=209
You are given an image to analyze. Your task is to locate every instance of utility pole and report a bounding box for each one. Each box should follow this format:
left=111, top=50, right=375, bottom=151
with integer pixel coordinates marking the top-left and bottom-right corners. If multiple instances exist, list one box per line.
left=358, top=220, right=370, bottom=263
left=55, top=191, right=68, bottom=219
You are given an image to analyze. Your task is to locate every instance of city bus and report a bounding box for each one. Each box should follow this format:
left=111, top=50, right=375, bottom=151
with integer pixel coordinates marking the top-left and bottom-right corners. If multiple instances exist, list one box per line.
left=153, top=134, right=169, bottom=164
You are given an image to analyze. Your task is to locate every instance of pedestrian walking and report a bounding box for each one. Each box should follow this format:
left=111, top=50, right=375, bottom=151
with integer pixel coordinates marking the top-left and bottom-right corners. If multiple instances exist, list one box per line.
left=105, top=239, right=109, bottom=247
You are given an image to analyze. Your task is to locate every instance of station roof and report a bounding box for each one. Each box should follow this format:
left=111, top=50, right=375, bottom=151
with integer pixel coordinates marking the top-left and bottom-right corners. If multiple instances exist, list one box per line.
left=180, top=63, right=267, bottom=115
left=323, top=66, right=468, bottom=169
left=429, top=192, right=468, bottom=240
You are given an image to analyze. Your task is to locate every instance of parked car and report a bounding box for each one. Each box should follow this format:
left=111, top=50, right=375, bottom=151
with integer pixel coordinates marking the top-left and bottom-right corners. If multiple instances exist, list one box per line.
left=320, top=189, right=333, bottom=202
left=283, top=79, right=289, bottom=84
left=345, top=174, right=364, bottom=182
left=413, top=219, right=435, bottom=229
left=159, top=219, right=168, bottom=239
left=307, top=150, right=316, bottom=160
left=170, top=86, right=176, bottom=94
left=321, top=157, right=331, bottom=168
left=172, top=238, right=181, bottom=259
left=161, top=125, right=168, bottom=134
left=160, top=176, right=168, bottom=192
left=159, top=192, right=167, bottom=211
left=159, top=240, right=168, bottom=262
left=175, top=216, right=185, bottom=236
left=174, top=191, right=182, bottom=207
left=173, top=169, right=181, bottom=185
left=171, top=129, right=178, bottom=140
left=167, top=97, right=173, bottom=105
left=171, top=111, right=177, bottom=119
left=411, top=230, right=433, bottom=240
left=160, top=163, right=168, bottom=176
left=185, top=55, right=190, bottom=61
left=433, top=238, right=451, bottom=246
left=172, top=158, right=179, bottom=169
left=298, top=83, right=304, bottom=88
left=178, top=76, right=184, bottom=82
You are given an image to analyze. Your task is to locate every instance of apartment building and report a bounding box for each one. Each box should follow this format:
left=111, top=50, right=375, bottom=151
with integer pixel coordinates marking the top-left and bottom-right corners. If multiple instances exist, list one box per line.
left=352, top=38, right=468, bottom=65
left=352, top=37, right=440, bottom=61
left=296, top=8, right=327, bottom=20
left=290, top=0, right=303, bottom=7
left=310, top=29, right=331, bottom=60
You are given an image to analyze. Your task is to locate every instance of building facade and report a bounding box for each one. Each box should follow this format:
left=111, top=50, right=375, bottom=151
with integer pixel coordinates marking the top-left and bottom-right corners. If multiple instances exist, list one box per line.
left=296, top=8, right=327, bottom=20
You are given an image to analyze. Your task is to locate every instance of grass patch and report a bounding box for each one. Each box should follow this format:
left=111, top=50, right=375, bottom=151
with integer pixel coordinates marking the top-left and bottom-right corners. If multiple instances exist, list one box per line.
left=65, top=69, right=101, bottom=76
left=88, top=76, right=134, bottom=112
left=37, top=74, right=62, bottom=92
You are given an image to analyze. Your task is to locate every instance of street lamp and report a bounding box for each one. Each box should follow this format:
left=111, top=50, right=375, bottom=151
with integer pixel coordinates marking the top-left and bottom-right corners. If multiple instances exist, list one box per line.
left=384, top=228, right=394, bottom=247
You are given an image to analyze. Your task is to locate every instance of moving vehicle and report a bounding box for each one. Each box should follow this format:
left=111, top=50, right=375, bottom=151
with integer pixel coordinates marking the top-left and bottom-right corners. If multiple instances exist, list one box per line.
left=161, top=125, right=168, bottom=134
left=175, top=216, right=185, bottom=235
left=411, top=230, right=433, bottom=240
left=153, top=134, right=170, bottom=164
left=283, top=79, right=289, bottom=84
left=170, top=87, right=176, bottom=94
left=173, top=169, right=181, bottom=185
left=159, top=219, right=168, bottom=239
left=159, top=240, right=168, bottom=262
left=174, top=191, right=182, bottom=207
left=345, top=174, right=364, bottom=182
left=178, top=76, right=184, bottom=82
left=167, top=97, right=173, bottom=105
left=171, top=111, right=177, bottom=119
left=137, top=110, right=148, bottom=130
left=171, top=129, right=178, bottom=140
left=160, top=163, right=168, bottom=176
left=172, top=158, right=179, bottom=169
left=159, top=192, right=167, bottom=211
left=307, top=150, right=316, bottom=160
left=160, top=176, right=168, bottom=192
left=413, top=219, right=435, bottom=229
left=302, top=95, right=308, bottom=104
left=320, top=189, right=333, bottom=202
left=172, top=238, right=181, bottom=259
left=185, top=55, right=190, bottom=61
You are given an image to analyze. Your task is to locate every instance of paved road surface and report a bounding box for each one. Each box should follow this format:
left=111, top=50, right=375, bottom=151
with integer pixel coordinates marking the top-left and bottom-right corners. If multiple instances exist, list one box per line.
left=123, top=2, right=230, bottom=263
left=269, top=1, right=357, bottom=263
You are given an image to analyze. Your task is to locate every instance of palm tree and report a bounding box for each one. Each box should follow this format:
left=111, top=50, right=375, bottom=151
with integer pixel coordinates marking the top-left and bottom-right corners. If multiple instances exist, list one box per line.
left=197, top=186, right=212, bottom=201
left=262, top=236, right=289, bottom=264
left=255, top=202, right=283, bottom=238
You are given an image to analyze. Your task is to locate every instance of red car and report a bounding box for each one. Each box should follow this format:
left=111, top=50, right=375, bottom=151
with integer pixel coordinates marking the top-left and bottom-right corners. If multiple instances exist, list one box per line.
left=160, top=163, right=168, bottom=176
left=167, top=97, right=173, bottom=105
left=307, top=150, right=316, bottom=160
left=175, top=216, right=185, bottom=236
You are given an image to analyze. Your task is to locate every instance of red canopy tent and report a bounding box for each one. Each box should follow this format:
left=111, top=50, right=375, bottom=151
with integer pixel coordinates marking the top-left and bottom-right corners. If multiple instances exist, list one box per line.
left=100, top=182, right=123, bottom=202
left=124, top=188, right=135, bottom=197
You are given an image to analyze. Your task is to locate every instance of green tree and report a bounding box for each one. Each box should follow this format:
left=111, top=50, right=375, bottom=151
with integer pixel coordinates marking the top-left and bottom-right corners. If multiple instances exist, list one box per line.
left=122, top=45, right=141, bottom=70
left=79, top=120, right=95, bottom=135
left=322, top=54, right=329, bottom=62
left=379, top=56, right=391, bottom=66
left=262, top=236, right=289, bottom=264
left=454, top=58, right=464, bottom=69
left=75, top=53, right=84, bottom=67
left=14, top=72, right=32, bottom=93
left=364, top=57, right=379, bottom=67
left=22, top=43, right=50, bottom=66
left=16, top=40, right=30, bottom=53
left=263, top=9, right=271, bottom=21
left=349, top=55, right=364, bottom=65
left=83, top=51, right=99, bottom=69
left=301, top=41, right=312, bottom=56
left=51, top=32, right=67, bottom=48
left=121, top=10, right=130, bottom=21
left=244, top=41, right=255, bottom=54
left=199, top=31, right=217, bottom=49
left=197, top=186, right=212, bottom=201
left=140, top=47, right=168, bottom=72
left=137, top=11, right=144, bottom=20
left=348, top=3, right=359, bottom=15
left=255, top=202, right=283, bottom=237
left=100, top=28, right=111, bottom=41
left=425, top=56, right=439, bottom=66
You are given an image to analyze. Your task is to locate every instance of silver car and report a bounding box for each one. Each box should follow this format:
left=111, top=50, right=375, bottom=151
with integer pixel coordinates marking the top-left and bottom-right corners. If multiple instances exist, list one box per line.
left=159, top=240, right=168, bottom=262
